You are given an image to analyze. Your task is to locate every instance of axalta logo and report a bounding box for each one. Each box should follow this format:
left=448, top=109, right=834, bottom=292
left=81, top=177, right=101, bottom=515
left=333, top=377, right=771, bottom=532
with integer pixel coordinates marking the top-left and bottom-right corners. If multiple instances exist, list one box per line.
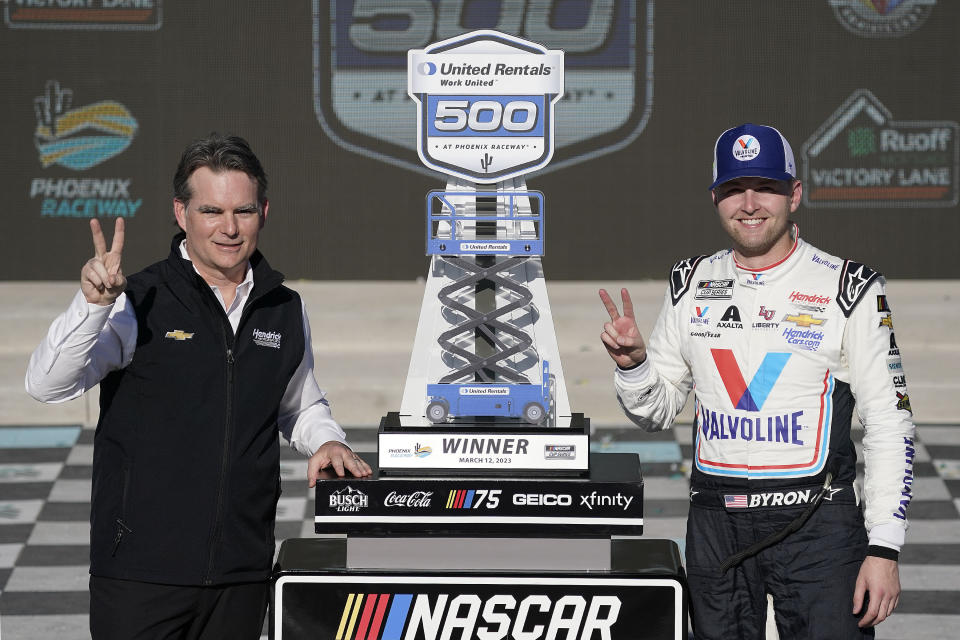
left=313, top=0, right=653, bottom=177
left=802, top=89, right=958, bottom=207
left=5, top=0, right=163, bottom=30
left=329, top=486, right=369, bottom=512
left=711, top=349, right=791, bottom=412
left=828, top=0, right=935, bottom=38
left=732, top=135, right=760, bottom=161
left=336, top=592, right=622, bottom=640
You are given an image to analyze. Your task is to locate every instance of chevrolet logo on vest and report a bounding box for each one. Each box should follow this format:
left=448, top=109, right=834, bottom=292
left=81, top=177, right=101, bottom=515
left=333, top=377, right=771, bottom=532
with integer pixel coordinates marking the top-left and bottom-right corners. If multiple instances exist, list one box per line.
left=782, top=314, right=825, bottom=328
left=164, top=330, right=194, bottom=341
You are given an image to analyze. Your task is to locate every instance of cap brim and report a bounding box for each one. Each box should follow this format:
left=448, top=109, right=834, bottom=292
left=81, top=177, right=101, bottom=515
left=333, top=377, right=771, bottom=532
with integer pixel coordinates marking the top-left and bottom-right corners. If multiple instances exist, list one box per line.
left=709, top=168, right=795, bottom=191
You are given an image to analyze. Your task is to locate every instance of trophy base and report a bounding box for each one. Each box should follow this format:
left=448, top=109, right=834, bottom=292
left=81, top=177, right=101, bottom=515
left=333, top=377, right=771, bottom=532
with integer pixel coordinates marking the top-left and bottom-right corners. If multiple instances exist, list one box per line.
left=377, top=412, right=590, bottom=477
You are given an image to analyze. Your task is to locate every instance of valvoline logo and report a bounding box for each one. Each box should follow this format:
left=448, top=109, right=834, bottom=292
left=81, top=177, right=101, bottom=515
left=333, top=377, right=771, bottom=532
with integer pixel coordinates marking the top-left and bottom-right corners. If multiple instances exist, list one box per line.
left=34, top=80, right=137, bottom=170
left=732, top=135, right=760, bottom=161
left=336, top=592, right=621, bottom=640
left=711, top=349, right=791, bottom=411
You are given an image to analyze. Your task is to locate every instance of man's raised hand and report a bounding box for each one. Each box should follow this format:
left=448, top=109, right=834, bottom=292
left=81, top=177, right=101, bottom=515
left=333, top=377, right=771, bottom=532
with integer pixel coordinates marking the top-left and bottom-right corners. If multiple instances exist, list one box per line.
left=81, top=218, right=126, bottom=306
left=599, top=287, right=647, bottom=368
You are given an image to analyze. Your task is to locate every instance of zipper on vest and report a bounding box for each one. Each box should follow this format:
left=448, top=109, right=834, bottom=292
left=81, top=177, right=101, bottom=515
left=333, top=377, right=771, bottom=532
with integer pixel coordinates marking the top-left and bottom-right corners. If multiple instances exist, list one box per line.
left=204, top=343, right=235, bottom=585
left=111, top=519, right=132, bottom=556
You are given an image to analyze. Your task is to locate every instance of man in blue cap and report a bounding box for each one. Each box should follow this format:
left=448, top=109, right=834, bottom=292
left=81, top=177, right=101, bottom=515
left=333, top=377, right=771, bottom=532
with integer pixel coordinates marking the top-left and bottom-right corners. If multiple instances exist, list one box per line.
left=599, top=124, right=915, bottom=638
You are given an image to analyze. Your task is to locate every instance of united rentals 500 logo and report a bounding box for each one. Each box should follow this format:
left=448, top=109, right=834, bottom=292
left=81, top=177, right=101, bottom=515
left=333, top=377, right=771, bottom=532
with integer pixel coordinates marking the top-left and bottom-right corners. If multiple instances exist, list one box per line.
left=30, top=80, right=144, bottom=219
left=802, top=89, right=959, bottom=208
left=313, top=0, right=653, bottom=177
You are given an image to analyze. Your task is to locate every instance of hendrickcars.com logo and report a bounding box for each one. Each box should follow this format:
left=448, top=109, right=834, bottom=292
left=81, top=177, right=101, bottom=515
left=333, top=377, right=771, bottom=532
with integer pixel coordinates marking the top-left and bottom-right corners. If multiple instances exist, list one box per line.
left=313, top=0, right=653, bottom=177
left=335, top=592, right=621, bottom=640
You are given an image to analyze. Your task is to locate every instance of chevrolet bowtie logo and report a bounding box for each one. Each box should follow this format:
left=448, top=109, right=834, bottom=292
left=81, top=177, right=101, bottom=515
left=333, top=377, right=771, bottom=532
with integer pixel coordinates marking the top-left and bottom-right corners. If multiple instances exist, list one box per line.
left=783, top=314, right=825, bottom=328
left=164, top=330, right=195, bottom=341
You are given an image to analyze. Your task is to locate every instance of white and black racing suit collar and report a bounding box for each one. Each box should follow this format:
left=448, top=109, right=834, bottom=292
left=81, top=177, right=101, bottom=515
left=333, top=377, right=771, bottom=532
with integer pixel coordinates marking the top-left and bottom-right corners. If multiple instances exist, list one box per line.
left=732, top=222, right=802, bottom=283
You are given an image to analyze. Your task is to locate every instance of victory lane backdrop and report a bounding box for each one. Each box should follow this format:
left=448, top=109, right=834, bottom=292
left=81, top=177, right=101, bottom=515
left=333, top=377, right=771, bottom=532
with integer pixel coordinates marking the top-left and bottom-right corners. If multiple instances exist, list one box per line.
left=3, top=1, right=958, bottom=280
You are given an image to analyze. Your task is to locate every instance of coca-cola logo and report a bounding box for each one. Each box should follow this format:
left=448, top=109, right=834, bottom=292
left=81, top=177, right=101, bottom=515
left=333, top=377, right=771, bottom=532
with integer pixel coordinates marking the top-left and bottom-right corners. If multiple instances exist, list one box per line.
left=384, top=491, right=433, bottom=508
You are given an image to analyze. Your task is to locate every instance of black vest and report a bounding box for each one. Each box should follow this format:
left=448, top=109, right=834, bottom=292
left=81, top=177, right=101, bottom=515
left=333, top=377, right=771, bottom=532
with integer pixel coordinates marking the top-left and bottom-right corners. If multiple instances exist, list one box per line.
left=90, top=234, right=305, bottom=585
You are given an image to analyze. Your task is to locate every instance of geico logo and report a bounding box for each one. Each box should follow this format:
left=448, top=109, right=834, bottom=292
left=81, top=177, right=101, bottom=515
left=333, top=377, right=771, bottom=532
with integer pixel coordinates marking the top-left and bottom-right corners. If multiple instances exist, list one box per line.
left=342, top=593, right=622, bottom=640
left=512, top=493, right=572, bottom=506
left=348, top=1, right=614, bottom=54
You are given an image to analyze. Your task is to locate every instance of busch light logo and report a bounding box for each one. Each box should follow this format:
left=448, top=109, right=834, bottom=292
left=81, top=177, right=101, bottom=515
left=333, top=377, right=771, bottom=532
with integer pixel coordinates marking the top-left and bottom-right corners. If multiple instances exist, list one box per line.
left=313, top=0, right=653, bottom=177
left=329, top=486, right=369, bottom=512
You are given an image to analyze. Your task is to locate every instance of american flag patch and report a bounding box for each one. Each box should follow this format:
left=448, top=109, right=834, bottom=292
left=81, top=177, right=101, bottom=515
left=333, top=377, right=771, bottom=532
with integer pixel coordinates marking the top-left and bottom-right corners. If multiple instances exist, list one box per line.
left=724, top=494, right=748, bottom=508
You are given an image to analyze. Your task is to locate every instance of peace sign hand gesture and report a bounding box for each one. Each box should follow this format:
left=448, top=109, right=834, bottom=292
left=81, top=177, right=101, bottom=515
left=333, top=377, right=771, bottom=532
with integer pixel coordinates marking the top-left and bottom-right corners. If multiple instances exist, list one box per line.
left=81, top=218, right=127, bottom=306
left=599, top=287, right=647, bottom=369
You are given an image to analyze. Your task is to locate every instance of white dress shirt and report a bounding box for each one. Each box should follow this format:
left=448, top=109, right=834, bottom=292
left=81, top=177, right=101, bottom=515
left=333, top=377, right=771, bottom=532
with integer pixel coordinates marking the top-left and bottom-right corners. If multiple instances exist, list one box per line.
left=25, top=242, right=345, bottom=456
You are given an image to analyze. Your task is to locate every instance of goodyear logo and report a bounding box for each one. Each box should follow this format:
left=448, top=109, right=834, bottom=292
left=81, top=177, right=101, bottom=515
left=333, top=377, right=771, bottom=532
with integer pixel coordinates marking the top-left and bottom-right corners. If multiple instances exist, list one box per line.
left=313, top=0, right=653, bottom=177
left=164, top=330, right=194, bottom=341
left=335, top=592, right=621, bottom=640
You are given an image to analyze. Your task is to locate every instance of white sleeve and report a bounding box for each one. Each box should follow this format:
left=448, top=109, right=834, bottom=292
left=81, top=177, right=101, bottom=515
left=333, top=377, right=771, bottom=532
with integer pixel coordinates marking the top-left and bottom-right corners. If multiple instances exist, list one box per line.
left=25, top=290, right=138, bottom=403
left=614, top=287, right=693, bottom=431
left=278, top=300, right=347, bottom=457
left=845, top=278, right=916, bottom=551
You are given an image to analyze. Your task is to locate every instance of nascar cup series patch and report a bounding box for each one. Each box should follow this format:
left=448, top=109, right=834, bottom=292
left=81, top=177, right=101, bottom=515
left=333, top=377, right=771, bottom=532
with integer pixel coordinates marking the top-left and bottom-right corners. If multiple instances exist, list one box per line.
left=408, top=30, right=563, bottom=182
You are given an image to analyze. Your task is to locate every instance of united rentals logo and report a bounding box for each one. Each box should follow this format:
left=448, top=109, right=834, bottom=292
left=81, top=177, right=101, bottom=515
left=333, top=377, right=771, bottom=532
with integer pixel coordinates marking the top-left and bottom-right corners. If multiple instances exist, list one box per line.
left=313, top=0, right=653, bottom=177
left=164, top=330, right=194, bottom=341
left=5, top=0, right=162, bottom=30
left=30, top=80, right=143, bottom=219
left=711, top=349, right=791, bottom=412
left=828, top=0, right=935, bottom=38
left=802, top=89, right=959, bottom=208
left=334, top=591, right=622, bottom=640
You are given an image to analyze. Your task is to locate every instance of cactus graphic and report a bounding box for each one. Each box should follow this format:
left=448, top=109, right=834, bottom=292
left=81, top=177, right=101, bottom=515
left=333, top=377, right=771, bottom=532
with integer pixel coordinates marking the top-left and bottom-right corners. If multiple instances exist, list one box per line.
left=480, top=152, right=494, bottom=173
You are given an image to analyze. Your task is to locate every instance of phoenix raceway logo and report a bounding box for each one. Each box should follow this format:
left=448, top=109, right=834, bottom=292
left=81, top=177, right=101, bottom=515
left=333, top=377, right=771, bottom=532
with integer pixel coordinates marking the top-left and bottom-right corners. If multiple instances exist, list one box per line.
left=335, top=592, right=622, bottom=640
left=710, top=349, right=791, bottom=412
left=828, top=0, right=935, bottom=38
left=5, top=0, right=162, bottom=30
left=313, top=0, right=653, bottom=177
left=30, top=80, right=143, bottom=218
left=34, top=80, right=137, bottom=170
left=802, top=89, right=959, bottom=208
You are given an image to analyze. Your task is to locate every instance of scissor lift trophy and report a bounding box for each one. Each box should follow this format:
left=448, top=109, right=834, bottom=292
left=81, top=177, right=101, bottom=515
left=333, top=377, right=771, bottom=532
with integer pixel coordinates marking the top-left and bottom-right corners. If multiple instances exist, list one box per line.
left=280, top=30, right=687, bottom=640
left=379, top=30, right=588, bottom=477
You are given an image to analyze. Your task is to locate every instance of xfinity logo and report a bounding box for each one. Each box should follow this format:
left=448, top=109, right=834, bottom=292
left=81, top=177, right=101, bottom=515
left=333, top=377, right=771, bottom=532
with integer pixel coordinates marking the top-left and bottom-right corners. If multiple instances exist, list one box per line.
left=580, top=492, right=634, bottom=511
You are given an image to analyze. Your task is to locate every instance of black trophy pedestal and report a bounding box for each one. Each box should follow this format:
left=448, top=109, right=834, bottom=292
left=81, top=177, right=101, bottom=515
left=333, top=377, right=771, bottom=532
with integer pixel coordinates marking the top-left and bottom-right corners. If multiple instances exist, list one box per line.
left=313, top=452, right=643, bottom=537
left=271, top=537, right=688, bottom=640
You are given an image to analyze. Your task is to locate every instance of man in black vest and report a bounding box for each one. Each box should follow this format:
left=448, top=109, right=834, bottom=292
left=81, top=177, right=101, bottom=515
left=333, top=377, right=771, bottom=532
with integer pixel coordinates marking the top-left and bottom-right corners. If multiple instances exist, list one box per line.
left=26, top=133, right=371, bottom=639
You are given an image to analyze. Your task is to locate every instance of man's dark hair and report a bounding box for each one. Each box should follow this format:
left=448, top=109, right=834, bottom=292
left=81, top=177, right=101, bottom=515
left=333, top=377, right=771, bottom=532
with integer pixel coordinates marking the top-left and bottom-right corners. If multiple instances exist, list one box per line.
left=173, top=133, right=268, bottom=208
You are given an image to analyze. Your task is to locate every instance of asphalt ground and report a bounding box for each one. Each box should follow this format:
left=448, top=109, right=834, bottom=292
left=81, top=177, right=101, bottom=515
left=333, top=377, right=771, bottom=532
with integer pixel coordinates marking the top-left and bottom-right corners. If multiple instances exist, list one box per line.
left=1, top=280, right=958, bottom=639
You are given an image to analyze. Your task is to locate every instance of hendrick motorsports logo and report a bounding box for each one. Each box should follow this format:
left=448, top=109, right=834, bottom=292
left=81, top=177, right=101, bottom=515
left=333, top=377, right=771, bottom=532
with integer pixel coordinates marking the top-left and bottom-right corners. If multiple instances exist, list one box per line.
left=828, top=0, right=935, bottom=38
left=5, top=0, right=162, bottom=30
left=30, top=80, right=143, bottom=218
left=802, top=89, right=959, bottom=208
left=313, top=0, right=653, bottom=177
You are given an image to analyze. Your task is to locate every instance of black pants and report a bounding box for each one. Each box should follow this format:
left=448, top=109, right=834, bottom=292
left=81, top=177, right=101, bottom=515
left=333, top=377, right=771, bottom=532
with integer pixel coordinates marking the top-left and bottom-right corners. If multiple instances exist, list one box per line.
left=90, top=575, right=269, bottom=640
left=685, top=500, right=875, bottom=640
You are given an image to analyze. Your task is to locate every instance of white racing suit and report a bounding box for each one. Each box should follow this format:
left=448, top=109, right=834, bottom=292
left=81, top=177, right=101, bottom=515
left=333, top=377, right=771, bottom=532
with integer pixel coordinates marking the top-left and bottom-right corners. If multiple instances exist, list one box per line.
left=615, top=232, right=915, bottom=639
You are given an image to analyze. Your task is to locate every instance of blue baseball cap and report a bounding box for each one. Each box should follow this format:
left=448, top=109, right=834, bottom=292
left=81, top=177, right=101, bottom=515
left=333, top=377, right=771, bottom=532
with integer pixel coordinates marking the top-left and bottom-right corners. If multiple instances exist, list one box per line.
left=710, top=124, right=796, bottom=190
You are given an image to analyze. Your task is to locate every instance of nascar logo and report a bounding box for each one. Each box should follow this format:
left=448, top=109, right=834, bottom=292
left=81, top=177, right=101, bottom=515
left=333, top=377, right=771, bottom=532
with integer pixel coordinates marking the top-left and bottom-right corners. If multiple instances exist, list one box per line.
left=335, top=592, right=621, bottom=640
